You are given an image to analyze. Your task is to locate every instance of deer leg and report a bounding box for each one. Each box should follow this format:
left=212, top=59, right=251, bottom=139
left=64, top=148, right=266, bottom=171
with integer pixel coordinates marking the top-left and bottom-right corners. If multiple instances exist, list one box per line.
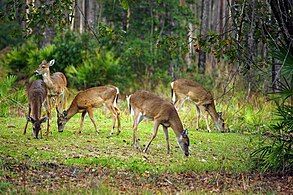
left=87, top=108, right=98, bottom=134
left=204, top=112, right=211, bottom=132
left=23, top=106, right=31, bottom=135
left=132, top=111, right=144, bottom=149
left=175, top=97, right=187, bottom=111
left=163, top=125, right=170, bottom=154
left=76, top=111, right=87, bottom=134
left=143, top=120, right=160, bottom=153
left=45, top=98, right=51, bottom=136
left=195, top=105, right=201, bottom=130
left=115, top=107, right=121, bottom=135
left=173, top=98, right=181, bottom=110
left=106, top=104, right=117, bottom=135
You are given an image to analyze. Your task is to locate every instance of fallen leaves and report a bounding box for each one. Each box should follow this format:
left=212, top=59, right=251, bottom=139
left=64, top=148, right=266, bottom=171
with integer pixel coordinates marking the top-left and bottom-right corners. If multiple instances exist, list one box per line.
left=0, top=158, right=292, bottom=194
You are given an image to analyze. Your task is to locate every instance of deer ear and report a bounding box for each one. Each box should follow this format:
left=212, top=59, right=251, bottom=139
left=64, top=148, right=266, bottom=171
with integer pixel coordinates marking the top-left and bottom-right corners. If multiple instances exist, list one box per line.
left=40, top=116, right=48, bottom=123
left=49, top=59, right=55, bottom=66
left=56, top=108, right=60, bottom=115
left=27, top=116, right=35, bottom=123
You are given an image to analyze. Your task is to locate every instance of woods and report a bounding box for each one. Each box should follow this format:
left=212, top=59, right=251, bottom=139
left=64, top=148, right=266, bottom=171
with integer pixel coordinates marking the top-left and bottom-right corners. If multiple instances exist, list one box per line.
left=0, top=0, right=292, bottom=193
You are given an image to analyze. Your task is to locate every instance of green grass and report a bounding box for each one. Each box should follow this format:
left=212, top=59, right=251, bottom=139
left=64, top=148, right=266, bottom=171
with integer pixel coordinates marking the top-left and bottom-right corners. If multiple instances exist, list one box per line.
left=0, top=95, right=284, bottom=194
left=0, top=106, right=257, bottom=174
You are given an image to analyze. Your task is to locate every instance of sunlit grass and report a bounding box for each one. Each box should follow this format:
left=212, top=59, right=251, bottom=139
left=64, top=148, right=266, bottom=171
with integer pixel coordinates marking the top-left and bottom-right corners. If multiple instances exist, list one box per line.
left=0, top=103, right=258, bottom=175
left=0, top=91, right=279, bottom=193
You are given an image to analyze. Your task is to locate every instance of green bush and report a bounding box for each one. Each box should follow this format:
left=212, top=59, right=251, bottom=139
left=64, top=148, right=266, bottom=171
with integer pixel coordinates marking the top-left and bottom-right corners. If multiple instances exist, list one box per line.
left=251, top=47, right=293, bottom=173
left=52, top=30, right=99, bottom=72
left=0, top=40, right=55, bottom=79
left=0, top=21, right=23, bottom=50
left=65, top=50, right=121, bottom=89
left=0, top=75, right=26, bottom=117
left=1, top=40, right=38, bottom=78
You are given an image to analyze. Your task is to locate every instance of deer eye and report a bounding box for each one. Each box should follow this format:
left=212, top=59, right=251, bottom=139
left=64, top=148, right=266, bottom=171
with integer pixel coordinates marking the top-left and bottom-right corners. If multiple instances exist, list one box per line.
left=42, top=65, right=46, bottom=68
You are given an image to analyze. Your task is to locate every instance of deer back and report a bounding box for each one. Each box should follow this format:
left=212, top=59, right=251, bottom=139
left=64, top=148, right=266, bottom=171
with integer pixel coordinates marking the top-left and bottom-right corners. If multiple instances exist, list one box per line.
left=27, top=80, right=48, bottom=119
left=49, top=72, right=67, bottom=94
left=130, top=90, right=182, bottom=125
left=173, top=79, right=214, bottom=105
left=69, top=86, right=118, bottom=112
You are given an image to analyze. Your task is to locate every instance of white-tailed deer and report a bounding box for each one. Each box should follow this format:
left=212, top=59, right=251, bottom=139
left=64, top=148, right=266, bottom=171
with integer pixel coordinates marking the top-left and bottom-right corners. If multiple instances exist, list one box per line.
left=23, top=80, right=49, bottom=139
left=171, top=78, right=225, bottom=132
left=35, top=59, right=67, bottom=133
left=127, top=90, right=189, bottom=156
left=57, top=85, right=121, bottom=135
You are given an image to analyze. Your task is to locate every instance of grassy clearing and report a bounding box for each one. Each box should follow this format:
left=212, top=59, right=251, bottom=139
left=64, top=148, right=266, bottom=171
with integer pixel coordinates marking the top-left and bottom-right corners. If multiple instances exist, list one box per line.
left=0, top=106, right=257, bottom=174
left=0, top=96, right=281, bottom=193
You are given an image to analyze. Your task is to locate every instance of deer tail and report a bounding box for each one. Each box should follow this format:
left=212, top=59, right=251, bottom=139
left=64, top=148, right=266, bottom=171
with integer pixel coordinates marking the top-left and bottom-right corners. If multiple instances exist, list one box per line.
left=170, top=81, right=176, bottom=104
left=113, top=87, right=119, bottom=108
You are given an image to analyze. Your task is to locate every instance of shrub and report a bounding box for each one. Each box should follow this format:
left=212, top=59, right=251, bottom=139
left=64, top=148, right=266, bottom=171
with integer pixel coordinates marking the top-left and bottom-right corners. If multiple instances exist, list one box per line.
left=65, top=50, right=121, bottom=89
left=251, top=47, right=293, bottom=173
left=52, top=30, right=97, bottom=72
left=0, top=75, right=26, bottom=117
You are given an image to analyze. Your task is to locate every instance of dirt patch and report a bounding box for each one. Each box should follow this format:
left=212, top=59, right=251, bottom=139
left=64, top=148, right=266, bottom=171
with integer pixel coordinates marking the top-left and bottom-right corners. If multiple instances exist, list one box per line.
left=1, top=158, right=292, bottom=193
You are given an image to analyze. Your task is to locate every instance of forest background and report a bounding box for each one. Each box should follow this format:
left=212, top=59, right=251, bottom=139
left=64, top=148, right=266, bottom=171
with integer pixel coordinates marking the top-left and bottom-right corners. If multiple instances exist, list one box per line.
left=0, top=0, right=292, bottom=180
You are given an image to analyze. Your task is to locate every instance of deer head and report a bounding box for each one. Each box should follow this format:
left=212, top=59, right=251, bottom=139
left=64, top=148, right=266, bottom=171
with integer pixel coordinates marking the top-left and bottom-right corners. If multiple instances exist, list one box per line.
left=177, top=129, right=189, bottom=156
left=214, top=112, right=225, bottom=131
left=56, top=109, right=67, bottom=132
left=27, top=116, right=48, bottom=139
left=35, top=59, right=55, bottom=76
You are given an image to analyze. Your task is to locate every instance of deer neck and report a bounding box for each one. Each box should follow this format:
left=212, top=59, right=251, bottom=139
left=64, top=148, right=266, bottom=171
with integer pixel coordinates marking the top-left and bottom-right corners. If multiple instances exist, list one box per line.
left=31, top=101, right=41, bottom=121
left=42, top=72, right=54, bottom=90
left=206, top=102, right=219, bottom=123
left=170, top=114, right=184, bottom=138
left=65, top=102, right=79, bottom=121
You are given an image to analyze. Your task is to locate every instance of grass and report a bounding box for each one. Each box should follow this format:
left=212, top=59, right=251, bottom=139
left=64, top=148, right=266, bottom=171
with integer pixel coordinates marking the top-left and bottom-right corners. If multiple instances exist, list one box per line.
left=0, top=96, right=281, bottom=193
left=0, top=106, right=257, bottom=174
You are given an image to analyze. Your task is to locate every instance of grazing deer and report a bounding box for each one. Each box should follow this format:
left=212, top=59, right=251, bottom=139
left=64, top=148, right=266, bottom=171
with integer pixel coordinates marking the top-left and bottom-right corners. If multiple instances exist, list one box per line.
left=171, top=78, right=225, bottom=132
left=35, top=59, right=67, bottom=133
left=57, top=85, right=121, bottom=135
left=127, top=90, right=189, bottom=156
left=23, top=80, right=49, bottom=139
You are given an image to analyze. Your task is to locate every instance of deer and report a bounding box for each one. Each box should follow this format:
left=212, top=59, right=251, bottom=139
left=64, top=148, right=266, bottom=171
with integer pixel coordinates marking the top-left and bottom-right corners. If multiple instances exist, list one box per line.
left=23, top=80, right=49, bottom=139
left=127, top=90, right=189, bottom=156
left=171, top=78, right=225, bottom=132
left=35, top=59, right=67, bottom=134
left=57, top=85, right=121, bottom=135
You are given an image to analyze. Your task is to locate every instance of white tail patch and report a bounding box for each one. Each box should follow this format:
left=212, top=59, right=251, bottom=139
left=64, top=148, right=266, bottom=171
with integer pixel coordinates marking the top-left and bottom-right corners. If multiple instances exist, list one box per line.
left=171, top=82, right=176, bottom=103
left=113, top=87, right=119, bottom=108
left=126, top=95, right=134, bottom=115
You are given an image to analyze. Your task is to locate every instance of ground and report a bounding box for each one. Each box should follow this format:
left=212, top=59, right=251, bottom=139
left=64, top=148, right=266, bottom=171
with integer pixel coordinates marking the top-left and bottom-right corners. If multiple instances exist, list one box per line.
left=0, top=108, right=292, bottom=194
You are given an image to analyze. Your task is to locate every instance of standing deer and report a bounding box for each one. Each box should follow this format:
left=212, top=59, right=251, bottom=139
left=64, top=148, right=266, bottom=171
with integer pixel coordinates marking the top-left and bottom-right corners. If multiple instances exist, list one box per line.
left=35, top=59, right=67, bottom=133
left=171, top=78, right=225, bottom=132
left=23, top=80, right=49, bottom=139
left=57, top=85, right=121, bottom=135
left=127, top=90, right=189, bottom=156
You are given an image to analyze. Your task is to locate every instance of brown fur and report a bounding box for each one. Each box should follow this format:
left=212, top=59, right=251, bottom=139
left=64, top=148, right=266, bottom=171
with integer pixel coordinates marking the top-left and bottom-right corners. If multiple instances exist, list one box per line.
left=23, top=80, right=49, bottom=138
left=57, top=85, right=121, bottom=135
left=171, top=78, right=225, bottom=132
left=36, top=59, right=68, bottom=135
left=129, top=90, right=189, bottom=156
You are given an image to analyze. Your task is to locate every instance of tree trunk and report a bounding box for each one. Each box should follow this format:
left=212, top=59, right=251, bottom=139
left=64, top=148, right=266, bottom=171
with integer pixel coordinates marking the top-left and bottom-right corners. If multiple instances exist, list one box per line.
left=86, top=0, right=97, bottom=30
left=272, top=58, right=281, bottom=92
left=198, top=0, right=209, bottom=74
